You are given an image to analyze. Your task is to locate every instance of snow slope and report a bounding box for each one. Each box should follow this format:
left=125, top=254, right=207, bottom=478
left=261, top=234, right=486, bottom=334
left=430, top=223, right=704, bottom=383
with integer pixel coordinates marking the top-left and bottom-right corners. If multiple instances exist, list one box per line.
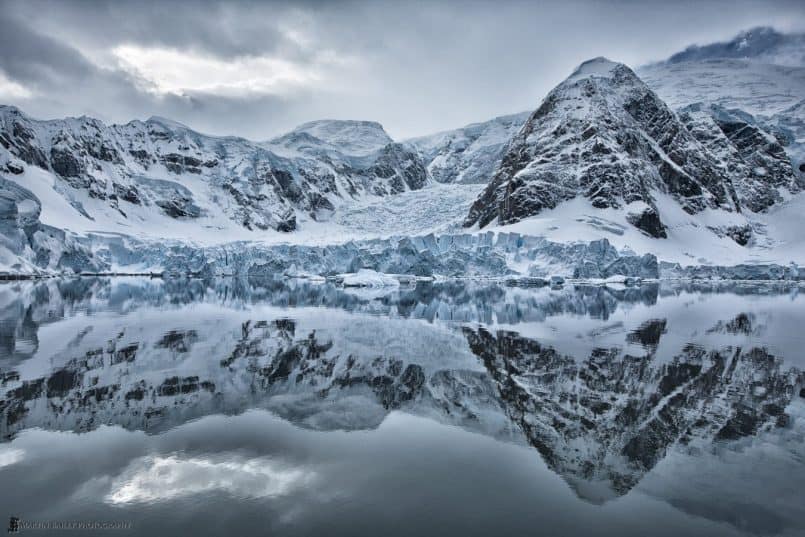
left=406, top=112, right=530, bottom=184
left=639, top=59, right=805, bottom=117
left=0, top=106, right=430, bottom=236
left=486, top=192, right=805, bottom=266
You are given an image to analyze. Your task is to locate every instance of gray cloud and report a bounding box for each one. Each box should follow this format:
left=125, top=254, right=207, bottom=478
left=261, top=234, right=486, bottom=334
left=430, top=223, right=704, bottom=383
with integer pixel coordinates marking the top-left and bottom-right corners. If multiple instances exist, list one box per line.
left=3, top=0, right=312, bottom=61
left=1, top=0, right=804, bottom=140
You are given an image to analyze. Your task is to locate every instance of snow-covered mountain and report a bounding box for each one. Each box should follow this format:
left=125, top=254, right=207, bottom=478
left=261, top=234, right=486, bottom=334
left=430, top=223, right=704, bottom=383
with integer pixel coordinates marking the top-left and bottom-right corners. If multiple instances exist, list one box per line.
left=405, top=112, right=530, bottom=184
left=663, top=26, right=805, bottom=68
left=463, top=58, right=800, bottom=244
left=2, top=26, right=805, bottom=277
left=272, top=119, right=394, bottom=156
left=677, top=103, right=797, bottom=213
left=0, top=106, right=428, bottom=237
left=638, top=27, right=805, bottom=179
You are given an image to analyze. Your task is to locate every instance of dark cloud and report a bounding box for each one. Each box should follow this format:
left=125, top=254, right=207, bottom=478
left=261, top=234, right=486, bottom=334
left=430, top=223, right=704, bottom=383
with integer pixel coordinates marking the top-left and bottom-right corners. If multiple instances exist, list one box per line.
left=0, top=11, right=94, bottom=85
left=3, top=0, right=312, bottom=61
left=0, top=0, right=804, bottom=140
left=0, top=5, right=316, bottom=139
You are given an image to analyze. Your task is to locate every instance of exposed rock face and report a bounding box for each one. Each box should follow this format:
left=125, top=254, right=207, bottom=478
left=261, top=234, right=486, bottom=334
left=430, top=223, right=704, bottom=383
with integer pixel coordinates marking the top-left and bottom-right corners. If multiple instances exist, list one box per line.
left=268, top=122, right=429, bottom=199
left=463, top=58, right=799, bottom=244
left=366, top=143, right=428, bottom=194
left=767, top=99, right=805, bottom=185
left=638, top=27, right=805, bottom=192
left=0, top=107, right=429, bottom=232
left=678, top=104, right=800, bottom=212
left=626, top=207, right=667, bottom=238
left=465, top=58, right=742, bottom=229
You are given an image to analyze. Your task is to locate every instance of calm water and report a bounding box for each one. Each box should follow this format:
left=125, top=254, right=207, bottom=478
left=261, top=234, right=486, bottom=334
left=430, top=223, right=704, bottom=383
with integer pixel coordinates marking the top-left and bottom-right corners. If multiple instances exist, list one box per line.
left=1, top=277, right=804, bottom=536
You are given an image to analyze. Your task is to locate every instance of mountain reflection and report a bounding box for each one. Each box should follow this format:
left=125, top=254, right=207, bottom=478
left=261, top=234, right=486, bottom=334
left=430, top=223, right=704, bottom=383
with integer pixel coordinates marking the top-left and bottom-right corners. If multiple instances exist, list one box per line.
left=0, top=277, right=803, bottom=504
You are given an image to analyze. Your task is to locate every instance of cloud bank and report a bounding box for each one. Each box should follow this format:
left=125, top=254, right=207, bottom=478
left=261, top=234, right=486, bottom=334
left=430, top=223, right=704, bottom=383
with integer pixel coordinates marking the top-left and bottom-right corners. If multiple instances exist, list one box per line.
left=1, top=0, right=803, bottom=139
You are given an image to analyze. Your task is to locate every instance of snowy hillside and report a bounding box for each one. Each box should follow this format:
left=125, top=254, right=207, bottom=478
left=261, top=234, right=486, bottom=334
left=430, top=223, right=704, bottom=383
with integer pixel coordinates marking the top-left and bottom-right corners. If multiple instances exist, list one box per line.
left=272, top=120, right=394, bottom=156
left=406, top=112, right=530, bottom=184
left=640, top=59, right=805, bottom=117
left=0, top=107, right=429, bottom=238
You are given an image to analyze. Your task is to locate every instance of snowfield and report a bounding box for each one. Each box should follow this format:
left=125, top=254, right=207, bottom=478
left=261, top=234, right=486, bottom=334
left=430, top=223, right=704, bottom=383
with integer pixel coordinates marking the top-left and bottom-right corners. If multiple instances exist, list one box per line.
left=639, top=59, right=805, bottom=116
left=483, top=192, right=805, bottom=266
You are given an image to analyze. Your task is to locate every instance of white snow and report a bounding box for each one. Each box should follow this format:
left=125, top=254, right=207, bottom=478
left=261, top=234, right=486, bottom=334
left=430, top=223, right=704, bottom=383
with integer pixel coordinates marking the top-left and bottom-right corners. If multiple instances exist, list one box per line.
left=275, top=120, right=393, bottom=156
left=639, top=59, right=805, bottom=116
left=567, top=57, right=621, bottom=83
left=3, top=40, right=805, bottom=276
left=471, top=189, right=805, bottom=266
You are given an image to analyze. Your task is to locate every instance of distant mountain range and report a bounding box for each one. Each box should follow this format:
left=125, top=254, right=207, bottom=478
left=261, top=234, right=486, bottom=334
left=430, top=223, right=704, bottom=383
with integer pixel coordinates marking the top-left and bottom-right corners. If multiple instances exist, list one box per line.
left=1, top=26, right=804, bottom=276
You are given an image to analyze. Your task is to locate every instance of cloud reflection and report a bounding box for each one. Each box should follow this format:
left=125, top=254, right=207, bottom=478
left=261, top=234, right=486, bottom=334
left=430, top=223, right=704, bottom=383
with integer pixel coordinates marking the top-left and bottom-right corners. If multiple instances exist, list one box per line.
left=106, top=453, right=315, bottom=504
left=0, top=447, right=25, bottom=468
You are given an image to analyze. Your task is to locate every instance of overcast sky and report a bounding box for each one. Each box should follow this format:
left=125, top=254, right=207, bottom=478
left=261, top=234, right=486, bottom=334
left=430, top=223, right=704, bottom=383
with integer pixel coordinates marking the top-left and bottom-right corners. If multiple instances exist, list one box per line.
left=1, top=0, right=803, bottom=140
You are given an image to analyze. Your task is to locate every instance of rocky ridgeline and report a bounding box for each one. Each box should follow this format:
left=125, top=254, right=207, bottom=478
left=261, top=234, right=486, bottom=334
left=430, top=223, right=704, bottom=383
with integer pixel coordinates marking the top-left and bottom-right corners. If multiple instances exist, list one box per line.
left=463, top=58, right=800, bottom=242
left=0, top=106, right=428, bottom=232
left=678, top=103, right=798, bottom=213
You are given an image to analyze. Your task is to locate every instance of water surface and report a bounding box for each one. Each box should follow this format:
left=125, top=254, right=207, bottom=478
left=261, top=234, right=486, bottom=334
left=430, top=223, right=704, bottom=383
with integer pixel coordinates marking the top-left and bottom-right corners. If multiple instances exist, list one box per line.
left=1, top=278, right=803, bottom=536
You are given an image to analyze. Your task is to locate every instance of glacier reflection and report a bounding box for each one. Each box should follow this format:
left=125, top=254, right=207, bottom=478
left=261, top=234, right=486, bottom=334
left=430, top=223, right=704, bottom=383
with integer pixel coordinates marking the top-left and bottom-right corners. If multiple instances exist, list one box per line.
left=0, top=277, right=803, bottom=537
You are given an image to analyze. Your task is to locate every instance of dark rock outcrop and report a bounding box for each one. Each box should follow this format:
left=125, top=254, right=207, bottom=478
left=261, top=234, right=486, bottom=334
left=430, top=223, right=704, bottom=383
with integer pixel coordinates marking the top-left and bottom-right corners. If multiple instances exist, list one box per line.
left=463, top=58, right=799, bottom=247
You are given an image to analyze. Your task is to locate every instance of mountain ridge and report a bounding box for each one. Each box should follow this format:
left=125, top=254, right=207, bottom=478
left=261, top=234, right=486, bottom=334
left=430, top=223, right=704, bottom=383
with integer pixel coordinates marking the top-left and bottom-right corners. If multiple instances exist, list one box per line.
left=462, top=58, right=799, bottom=243
left=2, top=27, right=805, bottom=275
left=0, top=105, right=430, bottom=238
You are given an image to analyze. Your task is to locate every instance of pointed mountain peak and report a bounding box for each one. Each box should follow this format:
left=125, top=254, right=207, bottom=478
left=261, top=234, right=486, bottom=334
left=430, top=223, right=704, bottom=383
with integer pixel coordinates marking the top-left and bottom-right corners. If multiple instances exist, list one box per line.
left=464, top=55, right=748, bottom=232
left=566, top=57, right=631, bottom=83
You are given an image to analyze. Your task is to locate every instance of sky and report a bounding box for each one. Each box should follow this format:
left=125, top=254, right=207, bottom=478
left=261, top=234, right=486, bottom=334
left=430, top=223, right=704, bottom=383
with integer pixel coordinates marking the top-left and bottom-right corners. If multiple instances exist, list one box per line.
left=0, top=0, right=803, bottom=140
